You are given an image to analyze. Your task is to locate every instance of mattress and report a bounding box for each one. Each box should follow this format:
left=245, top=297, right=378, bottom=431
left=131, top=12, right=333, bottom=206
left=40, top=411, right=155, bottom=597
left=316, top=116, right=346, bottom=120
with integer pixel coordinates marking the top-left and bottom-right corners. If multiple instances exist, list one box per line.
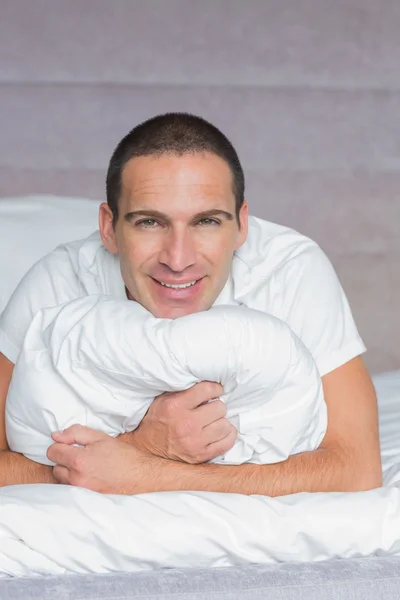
left=1, top=369, right=399, bottom=599
left=0, top=557, right=399, bottom=600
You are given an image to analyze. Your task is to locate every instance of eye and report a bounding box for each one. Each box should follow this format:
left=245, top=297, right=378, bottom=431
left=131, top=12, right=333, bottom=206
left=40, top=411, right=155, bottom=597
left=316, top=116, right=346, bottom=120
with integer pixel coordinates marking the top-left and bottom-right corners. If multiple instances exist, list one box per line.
left=197, top=218, right=220, bottom=226
left=135, top=219, right=159, bottom=228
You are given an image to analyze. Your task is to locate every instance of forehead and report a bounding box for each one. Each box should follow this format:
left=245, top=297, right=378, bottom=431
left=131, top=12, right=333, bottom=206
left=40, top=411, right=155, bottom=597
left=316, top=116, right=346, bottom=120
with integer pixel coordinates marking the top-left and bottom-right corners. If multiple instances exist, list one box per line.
left=121, top=153, right=234, bottom=202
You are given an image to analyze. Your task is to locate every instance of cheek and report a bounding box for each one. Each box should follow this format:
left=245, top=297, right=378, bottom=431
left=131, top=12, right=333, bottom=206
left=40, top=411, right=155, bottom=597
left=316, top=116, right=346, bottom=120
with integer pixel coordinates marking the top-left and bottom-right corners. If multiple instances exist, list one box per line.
left=198, top=228, right=237, bottom=252
left=202, top=234, right=236, bottom=264
left=118, top=235, right=158, bottom=274
left=201, top=247, right=235, bottom=281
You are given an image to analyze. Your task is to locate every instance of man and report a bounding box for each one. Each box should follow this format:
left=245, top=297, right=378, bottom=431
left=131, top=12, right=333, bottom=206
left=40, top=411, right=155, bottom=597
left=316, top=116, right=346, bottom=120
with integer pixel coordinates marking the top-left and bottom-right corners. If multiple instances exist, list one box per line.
left=0, top=112, right=382, bottom=495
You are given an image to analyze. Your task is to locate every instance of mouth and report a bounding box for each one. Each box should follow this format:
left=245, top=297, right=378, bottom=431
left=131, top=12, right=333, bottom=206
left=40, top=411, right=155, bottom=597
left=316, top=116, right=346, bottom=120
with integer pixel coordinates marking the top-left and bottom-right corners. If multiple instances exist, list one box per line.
left=158, top=279, right=198, bottom=289
left=151, top=277, right=204, bottom=299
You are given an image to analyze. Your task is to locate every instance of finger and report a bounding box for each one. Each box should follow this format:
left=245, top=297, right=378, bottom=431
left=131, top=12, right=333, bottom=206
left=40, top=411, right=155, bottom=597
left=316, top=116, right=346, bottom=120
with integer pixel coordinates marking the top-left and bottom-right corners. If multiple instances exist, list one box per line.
left=47, top=442, right=83, bottom=467
left=51, top=424, right=108, bottom=446
left=203, top=426, right=238, bottom=462
left=195, top=399, right=227, bottom=427
left=53, top=465, right=72, bottom=485
left=202, top=417, right=234, bottom=445
left=184, top=381, right=224, bottom=410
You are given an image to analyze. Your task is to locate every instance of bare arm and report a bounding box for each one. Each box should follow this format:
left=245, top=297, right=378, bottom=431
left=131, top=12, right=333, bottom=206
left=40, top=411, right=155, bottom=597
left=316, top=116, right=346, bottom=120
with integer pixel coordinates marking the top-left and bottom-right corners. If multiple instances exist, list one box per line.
left=0, top=352, right=57, bottom=486
left=144, top=356, right=382, bottom=496
left=49, top=356, right=382, bottom=495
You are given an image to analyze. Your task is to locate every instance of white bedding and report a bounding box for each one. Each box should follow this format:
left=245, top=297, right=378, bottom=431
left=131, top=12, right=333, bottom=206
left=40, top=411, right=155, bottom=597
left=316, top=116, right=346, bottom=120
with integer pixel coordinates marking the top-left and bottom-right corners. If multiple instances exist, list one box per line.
left=0, top=195, right=100, bottom=314
left=0, top=291, right=400, bottom=576
left=0, top=370, right=399, bottom=577
left=0, top=195, right=398, bottom=577
left=6, top=296, right=326, bottom=466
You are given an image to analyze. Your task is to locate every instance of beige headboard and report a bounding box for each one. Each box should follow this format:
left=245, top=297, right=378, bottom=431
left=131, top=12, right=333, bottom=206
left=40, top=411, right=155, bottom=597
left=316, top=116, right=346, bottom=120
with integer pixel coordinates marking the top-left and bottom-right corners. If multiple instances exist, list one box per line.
left=1, top=0, right=399, bottom=373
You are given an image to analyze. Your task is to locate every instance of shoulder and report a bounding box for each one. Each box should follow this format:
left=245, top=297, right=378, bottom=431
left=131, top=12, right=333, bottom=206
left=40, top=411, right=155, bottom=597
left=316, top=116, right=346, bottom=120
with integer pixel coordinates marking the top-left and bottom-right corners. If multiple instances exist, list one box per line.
left=0, top=231, right=116, bottom=363
left=233, top=216, right=365, bottom=375
left=39, top=230, right=104, bottom=273
left=23, top=231, right=117, bottom=296
left=233, top=215, right=329, bottom=294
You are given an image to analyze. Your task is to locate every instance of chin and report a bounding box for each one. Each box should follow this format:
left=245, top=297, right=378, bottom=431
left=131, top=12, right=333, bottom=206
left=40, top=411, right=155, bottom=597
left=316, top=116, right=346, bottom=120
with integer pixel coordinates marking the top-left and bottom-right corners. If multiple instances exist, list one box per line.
left=160, top=304, right=207, bottom=320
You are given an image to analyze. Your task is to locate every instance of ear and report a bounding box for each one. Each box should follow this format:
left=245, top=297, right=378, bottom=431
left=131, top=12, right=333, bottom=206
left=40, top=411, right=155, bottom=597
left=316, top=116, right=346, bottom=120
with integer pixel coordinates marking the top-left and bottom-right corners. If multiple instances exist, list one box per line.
left=99, top=203, right=119, bottom=255
left=235, top=200, right=249, bottom=250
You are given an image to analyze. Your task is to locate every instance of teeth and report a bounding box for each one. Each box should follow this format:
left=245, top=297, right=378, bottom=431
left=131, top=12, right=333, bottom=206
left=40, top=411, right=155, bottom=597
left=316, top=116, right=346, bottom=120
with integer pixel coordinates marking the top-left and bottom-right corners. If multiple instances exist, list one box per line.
left=159, top=280, right=197, bottom=289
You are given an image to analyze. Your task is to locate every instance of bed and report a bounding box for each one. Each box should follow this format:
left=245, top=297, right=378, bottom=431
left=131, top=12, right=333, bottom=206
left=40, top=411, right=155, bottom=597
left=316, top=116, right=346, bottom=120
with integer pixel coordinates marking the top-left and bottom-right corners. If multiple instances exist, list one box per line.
left=1, top=555, right=400, bottom=600
left=0, top=196, right=399, bottom=598
left=0, top=365, right=399, bottom=599
left=1, top=1, right=400, bottom=597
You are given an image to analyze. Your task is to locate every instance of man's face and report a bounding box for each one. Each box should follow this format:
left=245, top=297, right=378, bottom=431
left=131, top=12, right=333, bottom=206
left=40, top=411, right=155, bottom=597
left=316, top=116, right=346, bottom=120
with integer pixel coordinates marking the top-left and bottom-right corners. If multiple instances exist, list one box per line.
left=99, top=152, right=248, bottom=319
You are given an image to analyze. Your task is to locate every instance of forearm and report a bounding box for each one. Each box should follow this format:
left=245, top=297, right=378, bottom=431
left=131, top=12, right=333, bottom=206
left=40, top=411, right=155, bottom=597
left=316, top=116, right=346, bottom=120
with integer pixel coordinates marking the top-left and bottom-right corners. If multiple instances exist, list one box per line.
left=0, top=449, right=57, bottom=487
left=149, top=446, right=380, bottom=497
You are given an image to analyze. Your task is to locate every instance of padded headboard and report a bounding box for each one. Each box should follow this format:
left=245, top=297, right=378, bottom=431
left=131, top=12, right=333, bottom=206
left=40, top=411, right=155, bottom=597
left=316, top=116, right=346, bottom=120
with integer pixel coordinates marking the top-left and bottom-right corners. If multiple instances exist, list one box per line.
left=1, top=0, right=399, bottom=373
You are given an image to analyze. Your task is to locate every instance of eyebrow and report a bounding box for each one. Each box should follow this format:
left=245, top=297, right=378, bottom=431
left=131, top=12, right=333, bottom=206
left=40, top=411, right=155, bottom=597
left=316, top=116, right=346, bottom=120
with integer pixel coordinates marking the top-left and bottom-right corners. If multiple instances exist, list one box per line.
left=124, top=209, right=235, bottom=223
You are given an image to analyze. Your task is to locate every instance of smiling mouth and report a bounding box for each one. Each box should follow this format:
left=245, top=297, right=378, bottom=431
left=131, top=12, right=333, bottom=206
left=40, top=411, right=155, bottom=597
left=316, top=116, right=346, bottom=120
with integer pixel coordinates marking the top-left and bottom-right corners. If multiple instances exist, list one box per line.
left=157, top=280, right=198, bottom=289
left=151, top=277, right=204, bottom=291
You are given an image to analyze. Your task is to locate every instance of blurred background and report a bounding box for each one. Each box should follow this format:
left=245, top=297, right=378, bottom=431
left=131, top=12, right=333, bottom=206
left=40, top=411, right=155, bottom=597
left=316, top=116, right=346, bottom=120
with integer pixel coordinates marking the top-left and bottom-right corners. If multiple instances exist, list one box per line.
left=0, top=0, right=399, bottom=373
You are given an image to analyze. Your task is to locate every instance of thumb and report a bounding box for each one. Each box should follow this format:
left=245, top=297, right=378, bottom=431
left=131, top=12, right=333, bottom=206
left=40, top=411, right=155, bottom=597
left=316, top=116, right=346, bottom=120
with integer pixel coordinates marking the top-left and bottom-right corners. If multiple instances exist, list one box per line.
left=51, top=424, right=108, bottom=446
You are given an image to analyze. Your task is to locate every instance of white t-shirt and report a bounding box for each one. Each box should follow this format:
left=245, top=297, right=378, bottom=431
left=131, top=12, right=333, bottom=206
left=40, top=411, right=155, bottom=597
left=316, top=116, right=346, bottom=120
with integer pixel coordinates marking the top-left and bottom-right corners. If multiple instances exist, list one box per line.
left=0, top=216, right=366, bottom=376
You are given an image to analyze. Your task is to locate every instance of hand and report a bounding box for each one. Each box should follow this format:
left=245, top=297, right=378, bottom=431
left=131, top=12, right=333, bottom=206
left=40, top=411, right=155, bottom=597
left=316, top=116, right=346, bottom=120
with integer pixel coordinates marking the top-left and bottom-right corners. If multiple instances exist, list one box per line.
left=124, top=381, right=237, bottom=464
left=47, top=425, right=167, bottom=494
left=41, top=464, right=61, bottom=485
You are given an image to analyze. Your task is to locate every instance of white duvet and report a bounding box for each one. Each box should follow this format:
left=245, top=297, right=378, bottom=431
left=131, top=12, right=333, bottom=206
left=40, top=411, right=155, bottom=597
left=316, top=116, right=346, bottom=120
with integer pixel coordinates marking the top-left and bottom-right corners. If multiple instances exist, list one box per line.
left=1, top=299, right=400, bottom=577
left=5, top=296, right=326, bottom=466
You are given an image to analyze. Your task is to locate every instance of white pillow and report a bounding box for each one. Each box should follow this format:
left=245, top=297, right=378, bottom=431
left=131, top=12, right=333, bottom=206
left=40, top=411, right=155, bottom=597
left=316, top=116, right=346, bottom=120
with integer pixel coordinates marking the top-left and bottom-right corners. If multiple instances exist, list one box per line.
left=6, top=296, right=327, bottom=466
left=0, top=195, right=101, bottom=314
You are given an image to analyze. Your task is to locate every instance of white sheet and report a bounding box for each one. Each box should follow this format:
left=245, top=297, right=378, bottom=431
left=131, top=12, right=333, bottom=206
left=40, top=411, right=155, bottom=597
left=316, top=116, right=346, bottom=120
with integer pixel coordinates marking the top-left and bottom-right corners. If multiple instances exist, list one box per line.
left=6, top=296, right=326, bottom=465
left=0, top=371, right=399, bottom=577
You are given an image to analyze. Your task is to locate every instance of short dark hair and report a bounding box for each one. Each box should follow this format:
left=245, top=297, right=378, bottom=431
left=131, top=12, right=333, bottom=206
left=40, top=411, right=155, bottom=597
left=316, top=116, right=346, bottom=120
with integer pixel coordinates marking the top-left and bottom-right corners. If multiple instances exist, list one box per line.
left=106, top=112, right=245, bottom=226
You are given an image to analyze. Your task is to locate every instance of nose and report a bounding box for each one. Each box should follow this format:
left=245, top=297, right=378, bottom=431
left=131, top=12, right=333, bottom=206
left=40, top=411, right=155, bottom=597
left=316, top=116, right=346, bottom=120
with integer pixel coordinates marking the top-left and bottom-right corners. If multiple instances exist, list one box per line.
left=158, top=226, right=196, bottom=273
